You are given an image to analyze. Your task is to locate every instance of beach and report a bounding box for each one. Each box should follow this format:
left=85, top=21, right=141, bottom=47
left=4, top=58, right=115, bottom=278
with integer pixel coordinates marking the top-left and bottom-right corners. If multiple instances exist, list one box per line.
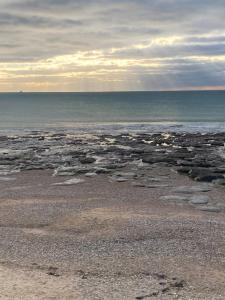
left=0, top=131, right=225, bottom=299
left=1, top=0, right=225, bottom=297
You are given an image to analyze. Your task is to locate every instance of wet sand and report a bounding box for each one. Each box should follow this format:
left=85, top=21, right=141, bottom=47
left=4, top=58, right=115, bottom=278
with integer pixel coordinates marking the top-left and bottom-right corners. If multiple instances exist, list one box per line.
left=0, top=167, right=225, bottom=299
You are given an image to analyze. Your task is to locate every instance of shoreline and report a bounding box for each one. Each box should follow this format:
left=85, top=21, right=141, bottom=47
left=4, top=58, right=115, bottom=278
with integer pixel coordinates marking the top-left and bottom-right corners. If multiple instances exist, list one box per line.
left=2, top=121, right=225, bottom=135
left=0, top=131, right=225, bottom=298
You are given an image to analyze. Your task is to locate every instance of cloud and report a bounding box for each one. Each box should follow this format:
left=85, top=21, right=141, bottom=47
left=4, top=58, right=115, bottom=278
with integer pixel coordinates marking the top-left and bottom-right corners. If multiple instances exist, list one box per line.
left=0, top=0, right=225, bottom=91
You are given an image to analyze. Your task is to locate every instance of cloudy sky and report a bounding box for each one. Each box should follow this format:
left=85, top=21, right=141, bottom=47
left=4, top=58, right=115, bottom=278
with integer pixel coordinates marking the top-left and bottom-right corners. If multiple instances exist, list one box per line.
left=0, top=0, right=225, bottom=91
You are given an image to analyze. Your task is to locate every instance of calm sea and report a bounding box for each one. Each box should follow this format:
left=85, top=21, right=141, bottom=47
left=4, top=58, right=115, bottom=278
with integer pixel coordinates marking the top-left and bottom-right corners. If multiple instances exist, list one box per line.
left=0, top=91, right=225, bottom=133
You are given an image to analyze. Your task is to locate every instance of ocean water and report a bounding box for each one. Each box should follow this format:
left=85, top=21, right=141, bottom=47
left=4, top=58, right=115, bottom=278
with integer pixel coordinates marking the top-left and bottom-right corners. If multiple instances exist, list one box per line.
left=0, top=91, right=225, bottom=133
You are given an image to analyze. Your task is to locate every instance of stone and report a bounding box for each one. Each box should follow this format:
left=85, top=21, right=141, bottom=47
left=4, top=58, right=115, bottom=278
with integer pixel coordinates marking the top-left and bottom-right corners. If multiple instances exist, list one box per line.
left=47, top=267, right=60, bottom=277
left=52, top=178, right=85, bottom=186
left=188, top=168, right=224, bottom=182
left=212, top=178, right=225, bottom=186
left=132, top=182, right=146, bottom=187
left=198, top=206, right=222, bottom=213
left=132, top=182, right=169, bottom=188
left=54, top=166, right=92, bottom=176
left=177, top=167, right=191, bottom=174
left=114, top=172, right=136, bottom=178
left=110, top=176, right=128, bottom=182
left=79, top=157, right=96, bottom=164
left=196, top=174, right=224, bottom=182
left=173, top=185, right=211, bottom=193
left=160, top=195, right=191, bottom=202
left=190, top=195, right=209, bottom=205
left=0, top=136, right=8, bottom=141
left=85, top=172, right=97, bottom=177
left=147, top=184, right=170, bottom=188
left=0, top=177, right=16, bottom=181
left=95, top=168, right=111, bottom=174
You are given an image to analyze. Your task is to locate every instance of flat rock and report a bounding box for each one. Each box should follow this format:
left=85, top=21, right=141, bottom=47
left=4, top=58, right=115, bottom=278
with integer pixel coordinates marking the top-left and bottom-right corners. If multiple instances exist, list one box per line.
left=54, top=166, right=92, bottom=176
left=85, top=172, right=97, bottom=177
left=196, top=174, right=224, bottom=182
left=132, top=182, right=146, bottom=187
left=0, top=177, right=16, bottom=181
left=190, top=195, right=209, bottom=205
left=173, top=185, right=211, bottom=193
left=160, top=195, right=191, bottom=202
left=52, top=178, right=85, bottom=186
left=132, top=182, right=169, bottom=188
left=113, top=172, right=136, bottom=178
left=79, top=157, right=96, bottom=164
left=189, top=168, right=224, bottom=182
left=212, top=178, right=225, bottom=186
left=198, top=206, right=222, bottom=213
left=177, top=166, right=191, bottom=174
left=111, top=177, right=128, bottom=182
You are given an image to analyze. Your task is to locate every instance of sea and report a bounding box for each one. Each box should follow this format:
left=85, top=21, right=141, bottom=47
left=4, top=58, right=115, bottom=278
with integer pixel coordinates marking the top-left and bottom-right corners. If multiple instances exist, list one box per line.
left=0, top=90, right=225, bottom=134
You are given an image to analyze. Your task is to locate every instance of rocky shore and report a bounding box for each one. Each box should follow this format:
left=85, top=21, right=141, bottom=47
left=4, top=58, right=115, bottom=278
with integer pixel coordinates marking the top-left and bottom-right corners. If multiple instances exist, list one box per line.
left=0, top=130, right=225, bottom=299
left=1, top=130, right=225, bottom=183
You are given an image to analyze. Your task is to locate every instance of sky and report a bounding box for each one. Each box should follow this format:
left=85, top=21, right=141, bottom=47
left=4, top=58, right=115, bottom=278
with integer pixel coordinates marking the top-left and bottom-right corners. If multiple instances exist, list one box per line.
left=0, top=0, right=225, bottom=92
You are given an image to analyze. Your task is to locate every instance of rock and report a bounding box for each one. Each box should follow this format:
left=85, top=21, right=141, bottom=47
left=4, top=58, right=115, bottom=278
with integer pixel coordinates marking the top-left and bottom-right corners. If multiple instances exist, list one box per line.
left=47, top=267, right=60, bottom=277
left=142, top=156, right=161, bottom=164
left=190, top=195, right=209, bottom=205
left=189, top=168, right=224, bottom=182
left=210, top=141, right=224, bottom=146
left=54, top=166, right=92, bottom=176
left=132, top=182, right=147, bottom=187
left=79, top=157, right=96, bottom=164
left=160, top=195, right=191, bottom=202
left=177, top=167, right=191, bottom=174
left=146, top=177, right=163, bottom=182
left=177, top=160, right=212, bottom=168
left=103, top=163, right=125, bottom=170
left=198, top=206, right=222, bottom=213
left=94, top=168, right=111, bottom=174
left=110, top=171, right=137, bottom=182
left=171, top=280, right=186, bottom=289
left=142, top=155, right=176, bottom=164
left=212, top=178, right=225, bottom=186
left=0, top=177, right=16, bottom=181
left=85, top=172, right=97, bottom=177
left=110, top=176, right=128, bottom=182
left=173, top=185, right=211, bottom=193
left=0, top=136, right=8, bottom=141
left=147, top=184, right=170, bottom=188
left=114, top=172, right=136, bottom=178
left=52, top=178, right=85, bottom=186
left=196, top=174, right=224, bottom=182
left=132, top=182, right=169, bottom=188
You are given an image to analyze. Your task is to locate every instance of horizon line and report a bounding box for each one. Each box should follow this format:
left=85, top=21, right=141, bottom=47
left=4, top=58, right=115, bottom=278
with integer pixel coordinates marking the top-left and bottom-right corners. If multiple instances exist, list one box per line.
left=0, top=89, right=225, bottom=94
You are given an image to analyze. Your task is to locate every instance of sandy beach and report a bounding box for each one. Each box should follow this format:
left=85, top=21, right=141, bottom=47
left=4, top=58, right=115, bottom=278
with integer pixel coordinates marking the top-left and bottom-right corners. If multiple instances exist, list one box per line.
left=1, top=0, right=225, bottom=297
left=0, top=131, right=225, bottom=299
